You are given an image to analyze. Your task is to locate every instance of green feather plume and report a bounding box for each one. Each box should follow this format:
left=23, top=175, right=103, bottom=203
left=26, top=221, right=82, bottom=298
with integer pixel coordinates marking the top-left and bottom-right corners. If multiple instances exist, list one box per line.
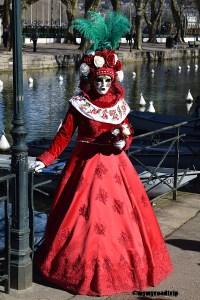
left=71, top=11, right=130, bottom=51
left=105, top=12, right=130, bottom=50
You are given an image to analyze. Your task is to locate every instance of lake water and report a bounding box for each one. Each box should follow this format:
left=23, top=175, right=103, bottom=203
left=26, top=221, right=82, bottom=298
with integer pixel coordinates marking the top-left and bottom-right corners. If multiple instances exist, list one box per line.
left=0, top=58, right=200, bottom=143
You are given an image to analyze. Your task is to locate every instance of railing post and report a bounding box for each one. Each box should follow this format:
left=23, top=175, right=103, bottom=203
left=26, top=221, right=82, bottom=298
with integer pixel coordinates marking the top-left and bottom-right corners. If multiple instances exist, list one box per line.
left=10, top=0, right=32, bottom=289
left=173, top=128, right=180, bottom=200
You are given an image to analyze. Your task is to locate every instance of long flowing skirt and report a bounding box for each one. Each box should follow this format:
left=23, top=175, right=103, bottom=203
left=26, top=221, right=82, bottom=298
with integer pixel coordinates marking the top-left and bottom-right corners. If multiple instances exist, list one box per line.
left=34, top=144, right=173, bottom=296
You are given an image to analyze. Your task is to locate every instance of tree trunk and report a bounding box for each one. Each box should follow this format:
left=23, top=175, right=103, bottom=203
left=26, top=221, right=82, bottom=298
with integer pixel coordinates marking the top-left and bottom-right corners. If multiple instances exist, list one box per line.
left=144, top=0, right=164, bottom=43
left=85, top=0, right=101, bottom=13
left=26, top=0, right=40, bottom=4
left=110, top=0, right=121, bottom=11
left=148, top=23, right=158, bottom=43
left=170, top=0, right=185, bottom=43
left=2, top=0, right=10, bottom=29
left=195, top=0, right=200, bottom=14
left=133, top=0, right=144, bottom=50
left=62, top=0, right=78, bottom=43
left=2, top=0, right=12, bottom=50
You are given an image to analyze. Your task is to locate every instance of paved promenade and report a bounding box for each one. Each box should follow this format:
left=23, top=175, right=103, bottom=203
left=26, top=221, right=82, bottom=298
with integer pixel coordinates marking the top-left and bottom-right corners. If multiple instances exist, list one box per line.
left=0, top=191, right=199, bottom=300
left=0, top=41, right=199, bottom=71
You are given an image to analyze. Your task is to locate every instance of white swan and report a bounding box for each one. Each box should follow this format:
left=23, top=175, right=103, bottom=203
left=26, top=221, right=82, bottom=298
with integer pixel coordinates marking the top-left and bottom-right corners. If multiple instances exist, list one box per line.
left=28, top=82, right=33, bottom=88
left=139, top=93, right=146, bottom=106
left=132, top=72, right=136, bottom=78
left=186, top=102, right=193, bottom=113
left=187, top=65, right=191, bottom=71
left=28, top=77, right=33, bottom=84
left=195, top=64, right=198, bottom=71
left=186, top=89, right=193, bottom=101
left=0, top=132, right=10, bottom=150
left=147, top=101, right=156, bottom=113
left=0, top=79, right=3, bottom=87
left=139, top=106, right=146, bottom=112
left=59, top=75, right=64, bottom=81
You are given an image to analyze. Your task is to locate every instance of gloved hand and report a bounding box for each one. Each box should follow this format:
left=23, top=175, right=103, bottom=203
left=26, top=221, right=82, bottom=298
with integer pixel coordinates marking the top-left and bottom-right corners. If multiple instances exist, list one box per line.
left=29, top=160, right=45, bottom=173
left=113, top=139, right=126, bottom=150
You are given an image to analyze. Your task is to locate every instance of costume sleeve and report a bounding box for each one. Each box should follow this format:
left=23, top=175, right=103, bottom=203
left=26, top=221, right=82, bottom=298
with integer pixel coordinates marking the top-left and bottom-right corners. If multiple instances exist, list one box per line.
left=122, top=117, right=134, bottom=150
left=37, top=105, right=78, bottom=166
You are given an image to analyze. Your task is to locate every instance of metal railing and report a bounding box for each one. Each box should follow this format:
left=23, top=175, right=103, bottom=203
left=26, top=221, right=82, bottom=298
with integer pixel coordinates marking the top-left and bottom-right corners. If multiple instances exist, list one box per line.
left=0, top=173, right=15, bottom=294
left=0, top=168, right=44, bottom=294
left=0, top=170, right=36, bottom=294
left=128, top=118, right=200, bottom=201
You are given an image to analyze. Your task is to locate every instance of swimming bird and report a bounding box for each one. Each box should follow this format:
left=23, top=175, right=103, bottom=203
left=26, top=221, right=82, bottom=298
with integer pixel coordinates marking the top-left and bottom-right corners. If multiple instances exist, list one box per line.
left=28, top=82, right=33, bottom=88
left=0, top=79, right=3, bottom=87
left=59, top=75, right=64, bottom=82
left=185, top=89, right=193, bottom=102
left=187, top=65, right=191, bottom=71
left=132, top=72, right=136, bottom=78
left=147, top=101, right=156, bottom=113
left=139, top=93, right=146, bottom=106
left=195, top=64, right=198, bottom=71
left=178, top=65, right=182, bottom=72
left=28, top=77, right=33, bottom=84
left=0, top=131, right=10, bottom=151
left=151, top=69, right=155, bottom=74
left=139, top=106, right=146, bottom=112
left=186, top=102, right=193, bottom=113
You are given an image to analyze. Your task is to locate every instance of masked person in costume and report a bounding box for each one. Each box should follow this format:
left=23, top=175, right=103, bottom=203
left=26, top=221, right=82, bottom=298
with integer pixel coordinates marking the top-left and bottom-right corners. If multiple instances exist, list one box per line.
left=32, top=12, right=173, bottom=296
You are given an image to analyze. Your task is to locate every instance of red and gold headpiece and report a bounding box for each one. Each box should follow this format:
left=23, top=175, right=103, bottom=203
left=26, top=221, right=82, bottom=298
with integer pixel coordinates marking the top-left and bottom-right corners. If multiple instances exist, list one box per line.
left=80, top=49, right=124, bottom=82
left=72, top=11, right=130, bottom=84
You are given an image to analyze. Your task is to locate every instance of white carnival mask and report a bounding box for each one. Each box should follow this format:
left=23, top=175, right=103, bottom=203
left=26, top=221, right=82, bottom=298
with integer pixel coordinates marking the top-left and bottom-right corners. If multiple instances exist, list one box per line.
left=94, top=75, right=112, bottom=95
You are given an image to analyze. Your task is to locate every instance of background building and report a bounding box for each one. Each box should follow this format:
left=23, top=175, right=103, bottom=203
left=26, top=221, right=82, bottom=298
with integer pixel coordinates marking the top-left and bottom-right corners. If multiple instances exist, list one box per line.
left=24, top=0, right=67, bottom=27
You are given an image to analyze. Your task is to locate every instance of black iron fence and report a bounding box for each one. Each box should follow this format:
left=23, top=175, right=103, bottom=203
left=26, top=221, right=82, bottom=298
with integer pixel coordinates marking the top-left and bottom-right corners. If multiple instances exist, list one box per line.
left=0, top=170, right=36, bottom=293
left=22, top=26, right=73, bottom=39
left=128, top=119, right=200, bottom=201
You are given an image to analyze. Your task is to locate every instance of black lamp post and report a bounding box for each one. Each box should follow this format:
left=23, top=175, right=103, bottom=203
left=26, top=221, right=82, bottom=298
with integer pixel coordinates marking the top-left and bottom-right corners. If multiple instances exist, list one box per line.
left=10, top=0, right=32, bottom=289
left=51, top=0, right=53, bottom=27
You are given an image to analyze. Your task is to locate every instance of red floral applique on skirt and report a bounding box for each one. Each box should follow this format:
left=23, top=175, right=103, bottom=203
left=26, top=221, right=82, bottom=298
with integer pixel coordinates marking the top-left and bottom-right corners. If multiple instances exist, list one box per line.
left=34, top=144, right=173, bottom=296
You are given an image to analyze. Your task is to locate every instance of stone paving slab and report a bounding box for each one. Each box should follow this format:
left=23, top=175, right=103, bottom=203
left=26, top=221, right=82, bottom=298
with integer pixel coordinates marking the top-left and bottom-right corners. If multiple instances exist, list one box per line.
left=152, top=191, right=200, bottom=237
left=0, top=42, right=199, bottom=71
left=0, top=191, right=199, bottom=300
left=146, top=212, right=200, bottom=300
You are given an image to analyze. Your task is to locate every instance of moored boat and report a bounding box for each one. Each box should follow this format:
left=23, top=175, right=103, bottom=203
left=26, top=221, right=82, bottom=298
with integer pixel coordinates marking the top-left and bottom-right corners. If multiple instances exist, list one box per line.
left=128, top=110, right=200, bottom=139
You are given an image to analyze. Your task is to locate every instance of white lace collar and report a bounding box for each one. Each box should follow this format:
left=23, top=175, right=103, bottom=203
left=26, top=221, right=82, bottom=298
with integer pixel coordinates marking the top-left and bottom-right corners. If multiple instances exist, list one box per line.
left=69, top=95, right=130, bottom=124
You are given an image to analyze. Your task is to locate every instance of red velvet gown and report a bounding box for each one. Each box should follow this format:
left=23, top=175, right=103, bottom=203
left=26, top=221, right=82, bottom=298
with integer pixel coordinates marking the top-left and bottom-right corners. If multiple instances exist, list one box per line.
left=34, top=88, right=173, bottom=296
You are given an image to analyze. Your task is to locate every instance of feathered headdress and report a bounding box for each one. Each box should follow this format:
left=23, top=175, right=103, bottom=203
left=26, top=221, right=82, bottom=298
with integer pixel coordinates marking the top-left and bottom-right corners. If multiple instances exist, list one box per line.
left=72, top=11, right=130, bottom=83
left=72, top=11, right=130, bottom=51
